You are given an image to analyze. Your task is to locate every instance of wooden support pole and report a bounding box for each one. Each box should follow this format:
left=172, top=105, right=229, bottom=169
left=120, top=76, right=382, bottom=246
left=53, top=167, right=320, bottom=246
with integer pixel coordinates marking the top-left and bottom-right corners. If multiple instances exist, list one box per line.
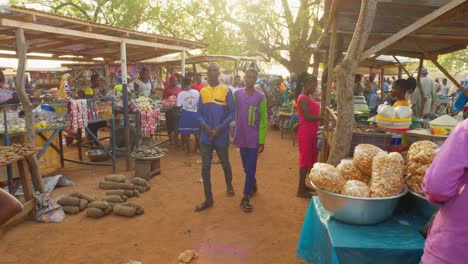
left=234, top=61, right=239, bottom=76
left=15, top=28, right=44, bottom=193
left=312, top=51, right=320, bottom=77
left=392, top=56, right=412, bottom=77
left=380, top=68, right=385, bottom=101
left=359, top=0, right=466, bottom=61
left=415, top=56, right=426, bottom=117
left=104, top=63, right=110, bottom=89
left=192, top=64, right=197, bottom=75
left=121, top=41, right=131, bottom=171
left=181, top=49, right=186, bottom=77
left=325, top=17, right=338, bottom=110
left=398, top=66, right=402, bottom=79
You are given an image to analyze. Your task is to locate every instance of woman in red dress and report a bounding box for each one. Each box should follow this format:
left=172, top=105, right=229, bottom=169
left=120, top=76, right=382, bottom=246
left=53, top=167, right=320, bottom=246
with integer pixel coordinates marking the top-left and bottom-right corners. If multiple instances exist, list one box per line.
left=296, top=73, right=322, bottom=198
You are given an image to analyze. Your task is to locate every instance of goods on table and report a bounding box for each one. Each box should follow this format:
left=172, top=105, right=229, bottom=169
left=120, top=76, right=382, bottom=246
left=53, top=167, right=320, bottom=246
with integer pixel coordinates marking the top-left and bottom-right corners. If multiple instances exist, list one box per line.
left=429, top=114, right=459, bottom=135
left=369, top=152, right=405, bottom=197
left=130, top=96, right=161, bottom=138
left=394, top=106, right=412, bottom=119
left=310, top=163, right=346, bottom=193
left=405, top=141, right=439, bottom=194
left=353, top=144, right=384, bottom=176
left=159, top=95, right=177, bottom=112
left=336, top=159, right=370, bottom=184
left=341, top=180, right=371, bottom=197
left=376, top=104, right=412, bottom=130
left=0, top=144, right=39, bottom=165
left=131, top=146, right=167, bottom=158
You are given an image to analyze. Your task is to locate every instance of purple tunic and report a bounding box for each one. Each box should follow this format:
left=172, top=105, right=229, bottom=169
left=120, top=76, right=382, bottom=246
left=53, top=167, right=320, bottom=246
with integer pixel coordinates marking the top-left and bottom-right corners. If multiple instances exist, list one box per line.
left=233, top=88, right=267, bottom=149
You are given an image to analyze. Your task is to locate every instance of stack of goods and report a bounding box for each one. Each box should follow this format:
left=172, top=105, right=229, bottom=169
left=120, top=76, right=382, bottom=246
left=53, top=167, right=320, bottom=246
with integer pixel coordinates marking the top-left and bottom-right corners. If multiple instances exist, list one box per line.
left=429, top=114, right=459, bottom=136
left=98, top=174, right=151, bottom=195
left=130, top=96, right=161, bottom=138
left=0, top=110, right=26, bottom=134
left=310, top=144, right=406, bottom=198
left=57, top=192, right=96, bottom=215
left=158, top=95, right=177, bottom=112
left=131, top=146, right=168, bottom=159
left=353, top=96, right=368, bottom=111
left=376, top=104, right=412, bottom=131
left=405, top=141, right=439, bottom=194
left=0, top=144, right=40, bottom=166
left=94, top=101, right=113, bottom=120
left=69, top=99, right=89, bottom=134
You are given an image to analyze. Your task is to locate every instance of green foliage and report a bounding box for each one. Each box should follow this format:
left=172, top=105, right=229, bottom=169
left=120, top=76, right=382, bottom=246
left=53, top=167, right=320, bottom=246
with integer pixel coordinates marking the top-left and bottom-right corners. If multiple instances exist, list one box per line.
left=438, top=48, right=468, bottom=74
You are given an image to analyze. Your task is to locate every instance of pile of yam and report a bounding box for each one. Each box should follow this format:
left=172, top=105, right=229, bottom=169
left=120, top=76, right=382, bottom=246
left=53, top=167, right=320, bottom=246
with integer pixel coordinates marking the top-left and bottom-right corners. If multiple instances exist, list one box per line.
left=57, top=192, right=96, bottom=215
left=99, top=174, right=150, bottom=195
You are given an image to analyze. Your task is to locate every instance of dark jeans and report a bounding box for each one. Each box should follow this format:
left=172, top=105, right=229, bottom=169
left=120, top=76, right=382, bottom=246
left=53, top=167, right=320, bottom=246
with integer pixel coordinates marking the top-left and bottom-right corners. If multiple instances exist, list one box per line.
left=201, top=144, right=233, bottom=201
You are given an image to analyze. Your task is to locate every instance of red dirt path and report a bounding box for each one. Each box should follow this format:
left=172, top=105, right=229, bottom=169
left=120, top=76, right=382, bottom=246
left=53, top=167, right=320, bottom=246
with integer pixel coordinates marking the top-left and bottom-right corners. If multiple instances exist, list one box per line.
left=1, top=130, right=310, bottom=264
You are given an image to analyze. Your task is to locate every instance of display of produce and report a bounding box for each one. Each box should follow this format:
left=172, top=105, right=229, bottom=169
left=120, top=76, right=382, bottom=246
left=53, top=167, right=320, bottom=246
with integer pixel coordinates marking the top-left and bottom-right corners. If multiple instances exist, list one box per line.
left=353, top=144, right=384, bottom=176
left=130, top=96, right=161, bottom=138
left=341, top=180, right=371, bottom=197
left=429, top=114, right=459, bottom=135
left=336, top=159, right=370, bottom=184
left=0, top=144, right=40, bottom=166
left=369, top=152, right=405, bottom=197
left=131, top=146, right=167, bottom=158
left=405, top=140, right=439, bottom=194
left=159, top=95, right=177, bottom=112
left=309, top=163, right=346, bottom=193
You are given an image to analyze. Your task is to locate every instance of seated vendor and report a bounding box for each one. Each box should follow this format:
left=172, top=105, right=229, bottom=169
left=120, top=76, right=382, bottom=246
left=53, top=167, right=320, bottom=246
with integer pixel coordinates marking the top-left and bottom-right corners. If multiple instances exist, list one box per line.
left=391, top=78, right=416, bottom=108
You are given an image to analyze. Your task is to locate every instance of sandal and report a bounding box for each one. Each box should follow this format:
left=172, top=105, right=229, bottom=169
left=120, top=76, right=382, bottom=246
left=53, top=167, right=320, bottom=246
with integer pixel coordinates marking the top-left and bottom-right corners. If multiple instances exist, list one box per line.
left=240, top=197, right=253, bottom=212
left=226, top=186, right=235, bottom=197
left=194, top=200, right=213, bottom=212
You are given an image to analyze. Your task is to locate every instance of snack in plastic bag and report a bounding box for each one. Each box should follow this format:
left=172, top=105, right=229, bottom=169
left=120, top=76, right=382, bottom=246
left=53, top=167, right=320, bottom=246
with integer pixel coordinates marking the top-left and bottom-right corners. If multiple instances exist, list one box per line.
left=309, top=163, right=346, bottom=193
left=353, top=144, right=385, bottom=176
left=369, top=152, right=405, bottom=197
left=377, top=105, right=396, bottom=118
left=341, top=180, right=371, bottom=197
left=336, top=159, right=371, bottom=184
left=394, top=106, right=412, bottom=119
left=408, top=140, right=439, bottom=164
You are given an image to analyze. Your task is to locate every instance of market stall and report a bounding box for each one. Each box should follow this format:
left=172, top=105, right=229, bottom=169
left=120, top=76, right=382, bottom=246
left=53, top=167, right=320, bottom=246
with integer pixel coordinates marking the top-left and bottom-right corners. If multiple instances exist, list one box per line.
left=0, top=6, right=206, bottom=199
left=297, top=1, right=468, bottom=263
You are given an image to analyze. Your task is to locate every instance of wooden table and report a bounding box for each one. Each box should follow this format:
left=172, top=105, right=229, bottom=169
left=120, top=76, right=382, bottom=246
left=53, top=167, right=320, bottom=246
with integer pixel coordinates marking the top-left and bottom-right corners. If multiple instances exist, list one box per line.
left=355, top=124, right=448, bottom=141
left=1, top=154, right=36, bottom=229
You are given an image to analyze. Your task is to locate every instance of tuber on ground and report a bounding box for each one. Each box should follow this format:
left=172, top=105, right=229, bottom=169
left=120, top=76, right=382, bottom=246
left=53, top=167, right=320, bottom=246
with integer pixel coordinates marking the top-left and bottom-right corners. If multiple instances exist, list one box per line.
left=104, top=174, right=127, bottom=183
left=57, top=196, right=81, bottom=206
left=87, top=201, right=110, bottom=210
left=130, top=177, right=149, bottom=186
left=70, top=192, right=96, bottom=203
left=62, top=206, right=80, bottom=215
left=102, top=195, right=127, bottom=203
left=121, top=202, right=144, bottom=215
left=113, top=204, right=137, bottom=217
left=99, top=181, right=135, bottom=190
left=79, top=199, right=88, bottom=211
left=86, top=207, right=105, bottom=218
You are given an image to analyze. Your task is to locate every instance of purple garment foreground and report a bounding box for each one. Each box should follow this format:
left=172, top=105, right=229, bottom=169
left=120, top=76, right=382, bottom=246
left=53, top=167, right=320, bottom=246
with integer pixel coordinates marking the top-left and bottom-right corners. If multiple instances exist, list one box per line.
left=422, top=119, right=468, bottom=264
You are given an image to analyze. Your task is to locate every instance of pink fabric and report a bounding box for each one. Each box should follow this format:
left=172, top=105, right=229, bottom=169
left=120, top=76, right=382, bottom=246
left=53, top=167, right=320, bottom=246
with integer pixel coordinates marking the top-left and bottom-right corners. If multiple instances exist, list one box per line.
left=297, top=94, right=320, bottom=168
left=422, top=120, right=468, bottom=264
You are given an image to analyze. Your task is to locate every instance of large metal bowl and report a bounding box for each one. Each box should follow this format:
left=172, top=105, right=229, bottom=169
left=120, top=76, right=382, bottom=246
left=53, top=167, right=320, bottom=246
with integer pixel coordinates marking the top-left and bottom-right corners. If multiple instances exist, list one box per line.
left=85, top=149, right=110, bottom=162
left=311, top=181, right=408, bottom=225
left=408, top=190, right=440, bottom=219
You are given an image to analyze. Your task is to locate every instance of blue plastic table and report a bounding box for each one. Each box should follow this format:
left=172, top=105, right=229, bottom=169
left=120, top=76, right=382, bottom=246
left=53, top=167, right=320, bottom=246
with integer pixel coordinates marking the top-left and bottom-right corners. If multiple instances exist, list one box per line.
left=297, top=197, right=426, bottom=264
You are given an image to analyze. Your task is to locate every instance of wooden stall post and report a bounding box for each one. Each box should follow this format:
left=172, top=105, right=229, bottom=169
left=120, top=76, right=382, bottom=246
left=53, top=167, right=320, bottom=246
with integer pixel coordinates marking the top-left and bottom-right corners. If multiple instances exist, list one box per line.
left=15, top=28, right=44, bottom=193
left=181, top=49, right=186, bottom=77
left=415, top=56, right=426, bottom=117
left=380, top=68, right=385, bottom=100
left=392, top=55, right=412, bottom=78
left=398, top=65, right=402, bottom=79
left=192, top=64, right=197, bottom=75
left=121, top=40, right=131, bottom=171
left=234, top=61, right=239, bottom=76
left=104, top=63, right=110, bottom=89
left=312, top=51, right=320, bottom=77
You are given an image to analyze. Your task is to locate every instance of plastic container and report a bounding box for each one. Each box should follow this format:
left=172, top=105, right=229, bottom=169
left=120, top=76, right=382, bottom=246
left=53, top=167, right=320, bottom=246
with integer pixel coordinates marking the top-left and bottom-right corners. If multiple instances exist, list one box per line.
left=376, top=115, right=411, bottom=131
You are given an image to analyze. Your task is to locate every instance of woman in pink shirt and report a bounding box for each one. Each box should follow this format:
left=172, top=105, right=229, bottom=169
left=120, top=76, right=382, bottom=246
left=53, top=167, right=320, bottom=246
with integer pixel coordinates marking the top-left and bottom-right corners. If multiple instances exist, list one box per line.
left=422, top=119, right=468, bottom=264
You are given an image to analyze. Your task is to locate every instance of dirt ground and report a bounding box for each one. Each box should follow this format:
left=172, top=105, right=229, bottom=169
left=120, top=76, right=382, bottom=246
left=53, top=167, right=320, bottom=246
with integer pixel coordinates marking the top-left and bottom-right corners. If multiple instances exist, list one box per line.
left=1, top=130, right=311, bottom=264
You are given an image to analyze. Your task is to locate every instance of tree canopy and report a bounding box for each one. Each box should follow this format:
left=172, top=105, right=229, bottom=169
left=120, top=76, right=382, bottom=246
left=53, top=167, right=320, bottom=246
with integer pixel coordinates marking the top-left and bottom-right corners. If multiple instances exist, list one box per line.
left=10, top=0, right=325, bottom=75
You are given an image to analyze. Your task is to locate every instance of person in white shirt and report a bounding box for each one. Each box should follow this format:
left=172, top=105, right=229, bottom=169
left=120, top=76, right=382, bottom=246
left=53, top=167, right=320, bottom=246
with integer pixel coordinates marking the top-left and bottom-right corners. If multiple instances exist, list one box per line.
left=440, top=78, right=450, bottom=96
left=176, top=77, right=200, bottom=154
left=411, top=67, right=437, bottom=117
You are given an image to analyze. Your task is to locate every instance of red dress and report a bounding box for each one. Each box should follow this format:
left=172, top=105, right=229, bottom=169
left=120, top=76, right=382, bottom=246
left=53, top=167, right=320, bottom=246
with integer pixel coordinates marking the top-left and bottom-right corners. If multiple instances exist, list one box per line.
left=297, top=94, right=321, bottom=168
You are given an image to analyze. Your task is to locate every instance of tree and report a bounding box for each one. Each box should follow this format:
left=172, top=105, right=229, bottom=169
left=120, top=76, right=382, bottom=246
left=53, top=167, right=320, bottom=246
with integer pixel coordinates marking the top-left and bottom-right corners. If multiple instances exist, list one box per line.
left=213, top=0, right=325, bottom=75
left=438, top=48, right=468, bottom=75
left=10, top=0, right=149, bottom=30
left=327, top=0, right=378, bottom=166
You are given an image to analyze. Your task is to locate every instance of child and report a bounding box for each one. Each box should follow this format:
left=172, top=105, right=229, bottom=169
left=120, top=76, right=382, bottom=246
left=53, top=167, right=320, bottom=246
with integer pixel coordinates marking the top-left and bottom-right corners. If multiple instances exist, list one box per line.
left=233, top=68, right=267, bottom=212
left=176, top=77, right=200, bottom=154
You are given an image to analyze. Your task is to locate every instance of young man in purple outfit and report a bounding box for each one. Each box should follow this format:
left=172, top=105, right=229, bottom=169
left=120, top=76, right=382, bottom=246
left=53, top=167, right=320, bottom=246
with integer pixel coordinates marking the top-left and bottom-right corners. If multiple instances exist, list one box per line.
left=233, top=68, right=268, bottom=212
